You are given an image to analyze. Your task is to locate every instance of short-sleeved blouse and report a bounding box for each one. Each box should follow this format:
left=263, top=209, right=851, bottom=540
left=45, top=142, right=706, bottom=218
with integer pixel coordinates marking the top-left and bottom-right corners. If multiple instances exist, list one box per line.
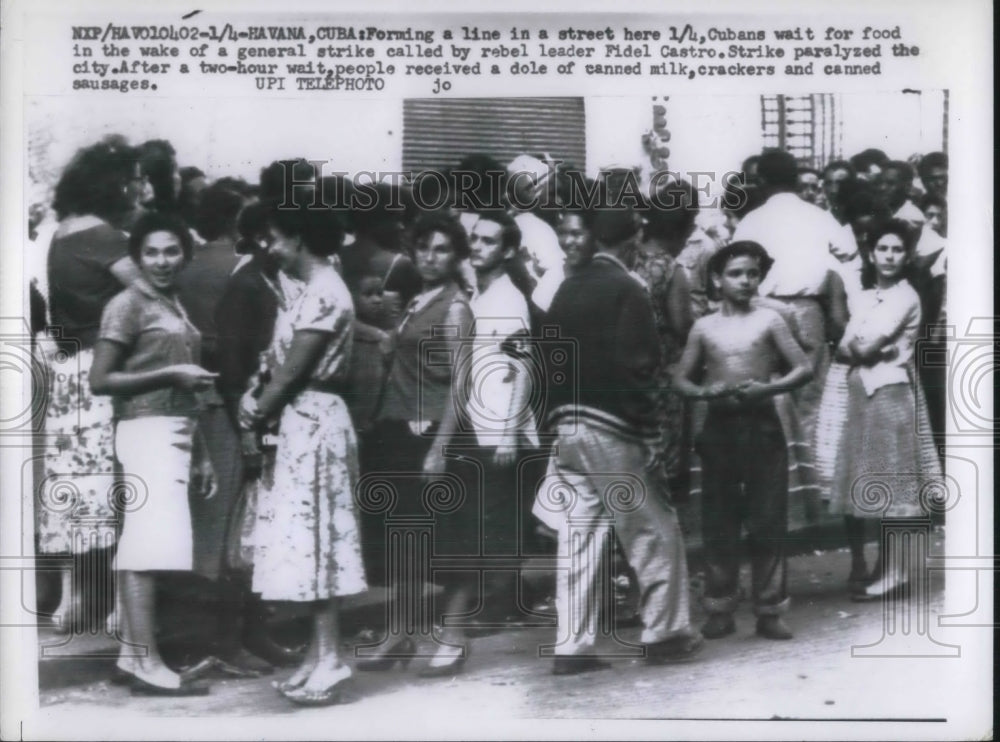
left=842, top=281, right=921, bottom=396
left=270, top=266, right=354, bottom=385
left=98, top=279, right=203, bottom=420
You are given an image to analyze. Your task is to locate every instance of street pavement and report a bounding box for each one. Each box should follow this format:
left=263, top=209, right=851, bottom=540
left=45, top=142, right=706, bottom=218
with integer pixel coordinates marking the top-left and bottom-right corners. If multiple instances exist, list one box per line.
left=32, top=535, right=957, bottom=731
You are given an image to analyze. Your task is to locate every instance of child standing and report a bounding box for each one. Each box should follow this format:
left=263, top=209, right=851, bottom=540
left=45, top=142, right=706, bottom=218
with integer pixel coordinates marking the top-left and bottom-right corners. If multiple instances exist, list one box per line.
left=815, top=220, right=941, bottom=600
left=342, top=264, right=394, bottom=587
left=673, top=241, right=813, bottom=641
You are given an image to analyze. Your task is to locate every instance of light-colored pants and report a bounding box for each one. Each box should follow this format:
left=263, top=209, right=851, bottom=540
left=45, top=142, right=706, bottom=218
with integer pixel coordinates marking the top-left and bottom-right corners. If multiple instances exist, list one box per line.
left=537, top=415, right=695, bottom=656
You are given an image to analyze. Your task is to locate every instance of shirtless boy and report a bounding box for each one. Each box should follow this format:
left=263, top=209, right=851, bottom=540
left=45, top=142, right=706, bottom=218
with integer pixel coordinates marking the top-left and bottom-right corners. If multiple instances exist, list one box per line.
left=673, top=241, right=813, bottom=641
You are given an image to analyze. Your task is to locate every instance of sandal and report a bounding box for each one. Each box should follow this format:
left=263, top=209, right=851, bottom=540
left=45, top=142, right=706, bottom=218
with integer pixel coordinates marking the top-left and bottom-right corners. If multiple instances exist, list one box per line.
left=271, top=675, right=308, bottom=694
left=280, top=676, right=357, bottom=707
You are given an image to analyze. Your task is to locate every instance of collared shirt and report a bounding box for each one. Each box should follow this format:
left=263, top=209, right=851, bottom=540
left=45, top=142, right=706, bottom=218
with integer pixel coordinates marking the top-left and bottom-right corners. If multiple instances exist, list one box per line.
left=99, top=278, right=203, bottom=420
left=732, top=192, right=852, bottom=298
left=468, top=273, right=538, bottom=447
left=592, top=250, right=631, bottom=274
left=894, top=200, right=927, bottom=229
left=842, top=281, right=921, bottom=396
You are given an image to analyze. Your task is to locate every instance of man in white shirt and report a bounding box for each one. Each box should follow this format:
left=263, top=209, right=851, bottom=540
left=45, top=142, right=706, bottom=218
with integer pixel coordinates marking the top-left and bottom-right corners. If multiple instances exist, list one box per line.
left=464, top=209, right=541, bottom=625
left=506, top=154, right=566, bottom=313
left=732, top=149, right=850, bottom=444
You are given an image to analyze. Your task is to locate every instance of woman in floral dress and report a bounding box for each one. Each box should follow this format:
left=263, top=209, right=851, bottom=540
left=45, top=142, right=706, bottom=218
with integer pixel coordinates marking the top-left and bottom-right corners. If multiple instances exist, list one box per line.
left=239, top=186, right=366, bottom=706
left=38, top=141, right=144, bottom=628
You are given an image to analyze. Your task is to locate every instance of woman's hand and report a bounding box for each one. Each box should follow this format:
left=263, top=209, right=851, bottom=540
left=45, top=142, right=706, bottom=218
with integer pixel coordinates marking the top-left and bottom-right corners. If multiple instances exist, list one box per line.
left=169, top=364, right=218, bottom=392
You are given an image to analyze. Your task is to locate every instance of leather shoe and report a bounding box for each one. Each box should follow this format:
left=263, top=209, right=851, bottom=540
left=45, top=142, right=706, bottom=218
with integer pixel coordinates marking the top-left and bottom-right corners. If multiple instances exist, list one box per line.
left=551, top=656, right=611, bottom=676
left=214, top=648, right=274, bottom=678
left=701, top=613, right=736, bottom=639
left=417, top=652, right=467, bottom=679
left=243, top=633, right=305, bottom=668
left=177, top=656, right=217, bottom=683
left=646, top=634, right=704, bottom=664
left=755, top=615, right=793, bottom=640
left=355, top=636, right=416, bottom=672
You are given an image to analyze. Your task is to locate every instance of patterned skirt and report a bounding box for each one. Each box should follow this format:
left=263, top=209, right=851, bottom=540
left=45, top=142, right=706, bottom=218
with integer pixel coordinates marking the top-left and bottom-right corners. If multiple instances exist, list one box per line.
left=250, top=391, right=368, bottom=602
left=824, top=369, right=942, bottom=519
left=36, top=346, right=118, bottom=554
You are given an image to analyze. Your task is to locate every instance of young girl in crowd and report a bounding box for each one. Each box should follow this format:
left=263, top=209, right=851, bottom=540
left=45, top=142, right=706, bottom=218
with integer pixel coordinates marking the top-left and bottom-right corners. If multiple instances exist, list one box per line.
left=815, top=219, right=942, bottom=600
left=342, top=258, right=394, bottom=587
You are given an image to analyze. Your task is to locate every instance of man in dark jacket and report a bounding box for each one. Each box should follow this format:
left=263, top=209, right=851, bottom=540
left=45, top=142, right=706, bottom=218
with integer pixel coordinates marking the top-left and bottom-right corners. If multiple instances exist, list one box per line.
left=535, top=206, right=702, bottom=675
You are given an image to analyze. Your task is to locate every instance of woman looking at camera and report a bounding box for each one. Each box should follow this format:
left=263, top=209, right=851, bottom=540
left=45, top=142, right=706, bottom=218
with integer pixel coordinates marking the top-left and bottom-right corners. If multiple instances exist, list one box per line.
left=90, top=213, right=217, bottom=696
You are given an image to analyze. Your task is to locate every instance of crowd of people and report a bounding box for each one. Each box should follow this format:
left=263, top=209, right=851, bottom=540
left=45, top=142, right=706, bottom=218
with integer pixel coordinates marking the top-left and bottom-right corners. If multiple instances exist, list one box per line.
left=27, top=134, right=947, bottom=704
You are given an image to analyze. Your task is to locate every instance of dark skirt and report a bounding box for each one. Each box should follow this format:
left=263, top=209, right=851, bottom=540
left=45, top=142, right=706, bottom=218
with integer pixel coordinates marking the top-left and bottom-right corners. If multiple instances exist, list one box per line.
left=361, top=420, right=486, bottom=588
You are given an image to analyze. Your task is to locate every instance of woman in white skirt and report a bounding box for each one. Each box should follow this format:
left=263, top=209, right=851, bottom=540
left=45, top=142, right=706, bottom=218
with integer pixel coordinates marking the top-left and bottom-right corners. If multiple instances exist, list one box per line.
left=91, top=213, right=218, bottom=695
left=238, top=182, right=366, bottom=707
left=814, top=219, right=942, bottom=600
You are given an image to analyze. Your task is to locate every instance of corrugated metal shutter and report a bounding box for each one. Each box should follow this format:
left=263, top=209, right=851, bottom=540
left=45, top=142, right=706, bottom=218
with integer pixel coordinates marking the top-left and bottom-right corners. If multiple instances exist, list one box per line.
left=403, top=98, right=586, bottom=174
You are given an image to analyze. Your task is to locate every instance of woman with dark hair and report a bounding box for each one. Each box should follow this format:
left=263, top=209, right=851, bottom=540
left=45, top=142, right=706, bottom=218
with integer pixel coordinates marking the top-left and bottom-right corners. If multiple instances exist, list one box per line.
left=358, top=211, right=477, bottom=677
left=90, top=212, right=217, bottom=695
left=38, top=141, right=144, bottom=628
left=139, top=139, right=182, bottom=215
left=814, top=219, right=941, bottom=600
left=237, top=193, right=367, bottom=706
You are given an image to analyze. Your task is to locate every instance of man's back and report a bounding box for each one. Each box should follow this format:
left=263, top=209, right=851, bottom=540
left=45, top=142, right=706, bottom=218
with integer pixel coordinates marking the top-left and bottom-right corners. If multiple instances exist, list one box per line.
left=733, top=192, right=849, bottom=298
left=546, top=255, right=659, bottom=431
